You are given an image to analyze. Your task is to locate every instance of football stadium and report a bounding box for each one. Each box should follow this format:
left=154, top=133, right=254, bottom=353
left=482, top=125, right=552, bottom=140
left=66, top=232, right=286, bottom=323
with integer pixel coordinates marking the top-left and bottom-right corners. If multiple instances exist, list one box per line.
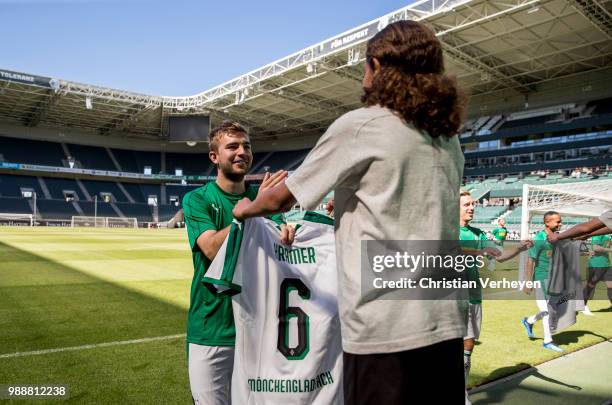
left=1, top=0, right=611, bottom=404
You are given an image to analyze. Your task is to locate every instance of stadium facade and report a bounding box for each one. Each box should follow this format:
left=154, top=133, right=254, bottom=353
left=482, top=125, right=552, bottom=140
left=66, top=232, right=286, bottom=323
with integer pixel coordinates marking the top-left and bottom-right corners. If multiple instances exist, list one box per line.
left=0, top=0, right=610, bottom=226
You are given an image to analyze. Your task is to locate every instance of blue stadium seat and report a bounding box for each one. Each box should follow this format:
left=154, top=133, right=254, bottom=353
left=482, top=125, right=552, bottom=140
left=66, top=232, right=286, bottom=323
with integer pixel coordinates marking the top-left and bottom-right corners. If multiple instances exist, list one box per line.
left=0, top=136, right=65, bottom=166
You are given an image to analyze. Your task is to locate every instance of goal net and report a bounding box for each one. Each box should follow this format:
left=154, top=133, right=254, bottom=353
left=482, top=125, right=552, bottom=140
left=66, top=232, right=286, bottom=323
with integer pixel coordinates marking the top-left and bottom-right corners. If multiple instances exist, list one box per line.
left=0, top=213, right=33, bottom=226
left=518, top=179, right=612, bottom=280
left=71, top=216, right=138, bottom=228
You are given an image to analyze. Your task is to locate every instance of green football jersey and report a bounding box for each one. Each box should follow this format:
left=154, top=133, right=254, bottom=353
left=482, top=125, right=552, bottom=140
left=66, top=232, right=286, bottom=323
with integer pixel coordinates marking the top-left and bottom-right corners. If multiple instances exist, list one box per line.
left=459, top=225, right=489, bottom=304
left=528, top=230, right=552, bottom=282
left=491, top=227, right=508, bottom=244
left=183, top=182, right=284, bottom=345
left=589, top=235, right=611, bottom=268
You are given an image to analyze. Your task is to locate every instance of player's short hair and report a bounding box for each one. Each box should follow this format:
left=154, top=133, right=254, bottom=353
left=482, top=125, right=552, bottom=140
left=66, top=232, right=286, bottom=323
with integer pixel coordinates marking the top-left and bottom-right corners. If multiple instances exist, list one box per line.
left=543, top=211, right=560, bottom=221
left=460, top=190, right=471, bottom=198
left=209, top=121, right=248, bottom=152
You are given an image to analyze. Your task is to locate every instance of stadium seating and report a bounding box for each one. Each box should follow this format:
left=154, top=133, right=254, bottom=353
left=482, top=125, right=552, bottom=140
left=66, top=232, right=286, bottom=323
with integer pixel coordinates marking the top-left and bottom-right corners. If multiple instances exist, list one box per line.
left=166, top=184, right=198, bottom=204
left=78, top=200, right=122, bottom=217
left=139, top=184, right=162, bottom=201
left=67, top=144, right=116, bottom=171
left=0, top=136, right=65, bottom=166
left=117, top=182, right=146, bottom=203
left=113, top=202, right=154, bottom=223
left=499, top=114, right=557, bottom=130
left=250, top=149, right=309, bottom=173
left=108, top=148, right=140, bottom=173
left=110, top=148, right=161, bottom=174
left=1, top=95, right=609, bottom=228
left=0, top=174, right=44, bottom=197
left=80, top=180, right=129, bottom=202
left=472, top=206, right=507, bottom=224
left=42, top=177, right=83, bottom=200
left=36, top=199, right=78, bottom=219
left=166, top=152, right=212, bottom=175
left=158, top=204, right=181, bottom=222
left=504, top=206, right=586, bottom=226
left=591, top=97, right=612, bottom=115
left=0, top=196, right=32, bottom=214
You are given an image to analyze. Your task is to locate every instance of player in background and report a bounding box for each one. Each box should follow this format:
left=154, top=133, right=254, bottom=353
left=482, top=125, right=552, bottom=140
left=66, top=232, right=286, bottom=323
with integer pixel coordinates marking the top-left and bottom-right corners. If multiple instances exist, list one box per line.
left=583, top=234, right=612, bottom=313
left=521, top=211, right=565, bottom=352
left=459, top=191, right=531, bottom=404
left=489, top=217, right=509, bottom=271
left=182, top=121, right=294, bottom=405
left=491, top=218, right=508, bottom=245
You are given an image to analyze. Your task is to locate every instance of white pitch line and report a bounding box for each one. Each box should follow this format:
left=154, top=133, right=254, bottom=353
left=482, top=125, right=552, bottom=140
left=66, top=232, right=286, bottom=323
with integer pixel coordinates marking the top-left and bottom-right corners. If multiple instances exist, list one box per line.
left=0, top=334, right=186, bottom=359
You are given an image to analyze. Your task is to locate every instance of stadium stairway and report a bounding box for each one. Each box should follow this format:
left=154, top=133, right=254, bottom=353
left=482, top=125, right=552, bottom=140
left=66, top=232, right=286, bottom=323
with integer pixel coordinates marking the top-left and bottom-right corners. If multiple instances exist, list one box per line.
left=36, top=177, right=52, bottom=199
left=106, top=147, right=123, bottom=172
left=75, top=179, right=93, bottom=201
left=116, top=182, right=136, bottom=203
left=109, top=202, right=126, bottom=218
left=72, top=201, right=85, bottom=216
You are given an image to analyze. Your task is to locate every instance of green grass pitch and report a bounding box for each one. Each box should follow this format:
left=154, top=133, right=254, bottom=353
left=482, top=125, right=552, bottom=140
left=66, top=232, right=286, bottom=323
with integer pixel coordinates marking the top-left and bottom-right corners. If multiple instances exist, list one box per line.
left=0, top=228, right=610, bottom=403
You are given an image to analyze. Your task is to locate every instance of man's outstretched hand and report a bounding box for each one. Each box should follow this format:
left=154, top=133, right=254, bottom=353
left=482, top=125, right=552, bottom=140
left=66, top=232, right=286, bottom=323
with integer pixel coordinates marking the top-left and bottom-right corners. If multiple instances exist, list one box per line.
left=518, top=240, right=533, bottom=251
left=232, top=199, right=295, bottom=245
left=258, top=170, right=287, bottom=195
left=547, top=232, right=559, bottom=244
left=233, top=198, right=251, bottom=221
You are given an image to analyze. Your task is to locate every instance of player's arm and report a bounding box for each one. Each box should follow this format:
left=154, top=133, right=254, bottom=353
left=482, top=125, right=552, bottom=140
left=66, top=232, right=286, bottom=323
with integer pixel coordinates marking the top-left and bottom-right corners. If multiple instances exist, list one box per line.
left=592, top=243, right=612, bottom=253
left=256, top=170, right=295, bottom=244
left=233, top=183, right=296, bottom=220
left=197, top=226, right=231, bottom=261
left=183, top=191, right=226, bottom=261
left=573, top=226, right=612, bottom=240
left=497, top=240, right=533, bottom=263
left=478, top=238, right=501, bottom=259
left=548, top=218, right=607, bottom=243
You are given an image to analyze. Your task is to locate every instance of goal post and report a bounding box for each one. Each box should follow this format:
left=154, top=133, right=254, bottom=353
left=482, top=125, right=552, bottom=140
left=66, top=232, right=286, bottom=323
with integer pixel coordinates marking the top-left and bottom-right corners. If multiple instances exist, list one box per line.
left=71, top=216, right=138, bottom=228
left=107, top=217, right=138, bottom=228
left=518, top=179, right=612, bottom=280
left=520, top=179, right=612, bottom=239
left=0, top=213, right=34, bottom=226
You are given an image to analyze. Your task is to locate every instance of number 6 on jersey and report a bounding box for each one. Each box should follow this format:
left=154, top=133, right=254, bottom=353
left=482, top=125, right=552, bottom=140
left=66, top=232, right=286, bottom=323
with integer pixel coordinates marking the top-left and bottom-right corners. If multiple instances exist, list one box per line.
left=278, top=278, right=310, bottom=360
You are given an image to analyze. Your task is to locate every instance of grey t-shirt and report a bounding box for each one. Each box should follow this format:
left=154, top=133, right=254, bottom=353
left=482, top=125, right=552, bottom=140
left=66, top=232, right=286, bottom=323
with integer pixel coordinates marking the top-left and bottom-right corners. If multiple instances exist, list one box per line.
left=599, top=210, right=612, bottom=229
left=285, top=105, right=466, bottom=354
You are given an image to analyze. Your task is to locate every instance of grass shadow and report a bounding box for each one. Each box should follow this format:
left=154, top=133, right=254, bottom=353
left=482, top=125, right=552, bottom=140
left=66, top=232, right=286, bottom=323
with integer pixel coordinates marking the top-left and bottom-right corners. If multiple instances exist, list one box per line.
left=0, top=239, right=191, bottom=403
left=554, top=330, right=609, bottom=345
left=473, top=362, right=583, bottom=405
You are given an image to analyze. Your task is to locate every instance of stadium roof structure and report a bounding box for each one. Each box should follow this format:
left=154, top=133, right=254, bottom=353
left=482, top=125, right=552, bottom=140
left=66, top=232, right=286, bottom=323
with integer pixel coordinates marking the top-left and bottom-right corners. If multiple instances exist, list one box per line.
left=1, top=0, right=611, bottom=143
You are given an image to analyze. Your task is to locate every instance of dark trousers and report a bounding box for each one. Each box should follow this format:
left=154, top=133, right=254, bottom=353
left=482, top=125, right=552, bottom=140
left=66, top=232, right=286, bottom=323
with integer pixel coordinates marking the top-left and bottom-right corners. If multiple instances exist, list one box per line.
left=343, top=338, right=465, bottom=405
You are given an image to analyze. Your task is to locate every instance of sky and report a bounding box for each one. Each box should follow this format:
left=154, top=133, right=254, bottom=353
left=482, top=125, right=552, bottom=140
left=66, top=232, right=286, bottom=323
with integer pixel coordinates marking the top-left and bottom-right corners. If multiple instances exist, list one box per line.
left=1, top=0, right=411, bottom=96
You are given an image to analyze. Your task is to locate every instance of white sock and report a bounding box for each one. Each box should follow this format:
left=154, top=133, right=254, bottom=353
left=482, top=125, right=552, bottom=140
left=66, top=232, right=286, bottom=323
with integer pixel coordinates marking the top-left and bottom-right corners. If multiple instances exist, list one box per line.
left=542, top=314, right=552, bottom=343
left=464, top=350, right=472, bottom=384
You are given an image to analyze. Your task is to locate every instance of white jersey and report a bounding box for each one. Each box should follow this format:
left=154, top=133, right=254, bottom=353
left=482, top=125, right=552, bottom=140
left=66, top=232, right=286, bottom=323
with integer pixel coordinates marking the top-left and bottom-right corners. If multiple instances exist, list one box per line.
left=204, top=212, right=342, bottom=405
